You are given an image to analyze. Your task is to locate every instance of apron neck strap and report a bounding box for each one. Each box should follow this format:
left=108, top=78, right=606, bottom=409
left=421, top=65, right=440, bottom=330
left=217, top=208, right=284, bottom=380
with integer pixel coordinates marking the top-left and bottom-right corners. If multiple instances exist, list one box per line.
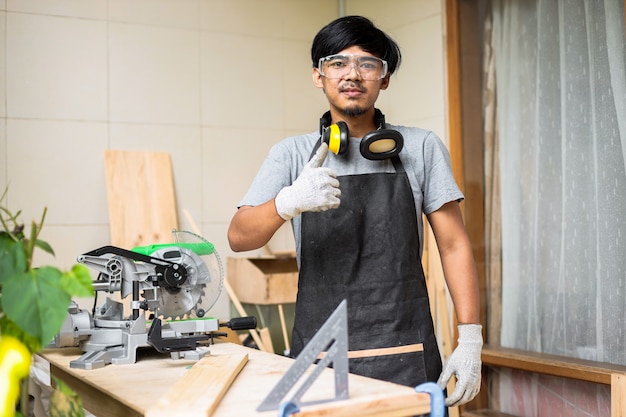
left=391, top=156, right=405, bottom=173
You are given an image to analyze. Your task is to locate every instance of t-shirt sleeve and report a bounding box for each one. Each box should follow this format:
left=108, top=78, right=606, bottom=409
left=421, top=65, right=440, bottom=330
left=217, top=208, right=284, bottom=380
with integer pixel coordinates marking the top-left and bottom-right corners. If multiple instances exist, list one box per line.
left=421, top=131, right=464, bottom=214
left=238, top=141, right=295, bottom=208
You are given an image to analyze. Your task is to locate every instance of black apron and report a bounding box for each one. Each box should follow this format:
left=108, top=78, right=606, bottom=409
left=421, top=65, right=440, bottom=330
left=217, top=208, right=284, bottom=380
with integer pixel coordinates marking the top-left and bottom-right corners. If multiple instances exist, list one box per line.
left=290, top=143, right=442, bottom=387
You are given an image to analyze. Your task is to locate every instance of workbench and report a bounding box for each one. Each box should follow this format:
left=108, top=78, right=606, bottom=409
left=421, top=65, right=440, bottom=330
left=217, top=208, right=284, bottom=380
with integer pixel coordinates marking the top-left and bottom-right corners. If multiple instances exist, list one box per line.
left=41, top=342, right=434, bottom=417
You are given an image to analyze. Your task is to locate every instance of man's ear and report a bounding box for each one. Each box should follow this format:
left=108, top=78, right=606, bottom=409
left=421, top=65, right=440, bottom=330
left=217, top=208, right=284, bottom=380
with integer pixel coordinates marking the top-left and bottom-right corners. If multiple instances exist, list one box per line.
left=312, top=68, right=324, bottom=88
left=380, top=74, right=391, bottom=90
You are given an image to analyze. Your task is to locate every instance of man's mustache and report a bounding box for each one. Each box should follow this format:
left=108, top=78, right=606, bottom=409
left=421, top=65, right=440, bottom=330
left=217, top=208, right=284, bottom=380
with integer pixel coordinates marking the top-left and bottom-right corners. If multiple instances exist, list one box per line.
left=339, top=82, right=366, bottom=93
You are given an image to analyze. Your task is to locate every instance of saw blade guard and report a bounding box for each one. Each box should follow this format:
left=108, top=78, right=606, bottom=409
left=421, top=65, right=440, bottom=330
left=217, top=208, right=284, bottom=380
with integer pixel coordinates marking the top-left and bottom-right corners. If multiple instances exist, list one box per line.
left=135, top=230, right=224, bottom=320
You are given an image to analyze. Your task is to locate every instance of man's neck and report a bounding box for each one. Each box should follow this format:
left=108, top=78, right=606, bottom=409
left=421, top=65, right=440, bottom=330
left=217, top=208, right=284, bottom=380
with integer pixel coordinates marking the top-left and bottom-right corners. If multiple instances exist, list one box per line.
left=328, top=108, right=379, bottom=139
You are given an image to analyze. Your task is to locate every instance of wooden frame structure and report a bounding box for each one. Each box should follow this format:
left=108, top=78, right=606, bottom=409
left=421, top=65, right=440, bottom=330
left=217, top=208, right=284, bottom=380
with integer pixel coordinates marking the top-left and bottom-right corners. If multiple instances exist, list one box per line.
left=481, top=345, right=626, bottom=417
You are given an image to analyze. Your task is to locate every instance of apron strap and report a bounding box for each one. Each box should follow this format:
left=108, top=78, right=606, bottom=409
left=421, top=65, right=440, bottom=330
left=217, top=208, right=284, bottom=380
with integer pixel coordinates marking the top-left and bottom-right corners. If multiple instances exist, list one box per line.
left=309, top=139, right=323, bottom=160
left=390, top=155, right=405, bottom=173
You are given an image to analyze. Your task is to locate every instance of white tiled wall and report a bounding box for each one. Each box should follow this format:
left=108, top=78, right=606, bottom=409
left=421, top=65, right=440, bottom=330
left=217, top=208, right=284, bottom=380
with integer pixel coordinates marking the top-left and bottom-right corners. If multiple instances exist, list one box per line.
left=0, top=0, right=446, bottom=319
left=0, top=10, right=5, bottom=120
left=351, top=0, right=448, bottom=138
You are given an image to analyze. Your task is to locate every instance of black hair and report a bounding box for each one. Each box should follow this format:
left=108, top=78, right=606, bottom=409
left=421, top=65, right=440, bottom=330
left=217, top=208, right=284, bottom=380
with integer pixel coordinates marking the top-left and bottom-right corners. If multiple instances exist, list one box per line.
left=311, top=15, right=402, bottom=75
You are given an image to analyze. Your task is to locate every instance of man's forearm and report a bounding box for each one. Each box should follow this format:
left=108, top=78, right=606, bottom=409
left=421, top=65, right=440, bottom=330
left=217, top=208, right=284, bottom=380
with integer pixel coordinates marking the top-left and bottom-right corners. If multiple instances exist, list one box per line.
left=441, top=245, right=480, bottom=324
left=227, top=201, right=286, bottom=252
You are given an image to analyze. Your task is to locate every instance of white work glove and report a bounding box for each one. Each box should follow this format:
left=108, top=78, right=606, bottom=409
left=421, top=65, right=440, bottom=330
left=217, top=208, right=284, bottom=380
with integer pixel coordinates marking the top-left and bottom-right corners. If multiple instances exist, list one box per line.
left=274, top=142, right=341, bottom=221
left=437, top=324, right=483, bottom=407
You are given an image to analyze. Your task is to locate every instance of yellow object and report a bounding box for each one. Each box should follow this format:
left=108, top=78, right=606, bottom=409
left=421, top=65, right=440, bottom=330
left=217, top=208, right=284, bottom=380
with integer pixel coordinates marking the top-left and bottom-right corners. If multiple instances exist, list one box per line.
left=0, top=336, right=32, bottom=417
left=328, top=124, right=342, bottom=154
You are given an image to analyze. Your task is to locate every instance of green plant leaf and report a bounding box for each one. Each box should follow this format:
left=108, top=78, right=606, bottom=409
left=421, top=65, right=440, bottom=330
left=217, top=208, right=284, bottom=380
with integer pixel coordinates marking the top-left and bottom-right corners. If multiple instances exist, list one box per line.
left=0, top=315, right=42, bottom=352
left=2, top=266, right=71, bottom=346
left=60, top=264, right=94, bottom=298
left=34, top=238, right=55, bottom=256
left=0, top=233, right=27, bottom=283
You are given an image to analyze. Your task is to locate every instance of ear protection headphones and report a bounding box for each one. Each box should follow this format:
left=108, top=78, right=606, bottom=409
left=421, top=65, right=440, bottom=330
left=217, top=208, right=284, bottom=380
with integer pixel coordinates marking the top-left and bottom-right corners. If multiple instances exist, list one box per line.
left=320, top=109, right=404, bottom=160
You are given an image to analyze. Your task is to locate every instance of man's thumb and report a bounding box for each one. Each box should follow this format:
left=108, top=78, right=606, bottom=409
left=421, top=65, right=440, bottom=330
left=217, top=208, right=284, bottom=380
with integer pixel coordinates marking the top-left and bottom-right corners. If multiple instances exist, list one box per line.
left=308, top=142, right=329, bottom=168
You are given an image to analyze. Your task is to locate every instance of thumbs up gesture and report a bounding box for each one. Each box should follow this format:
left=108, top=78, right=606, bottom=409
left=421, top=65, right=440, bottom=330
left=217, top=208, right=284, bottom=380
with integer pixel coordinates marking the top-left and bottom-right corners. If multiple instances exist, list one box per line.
left=275, top=143, right=341, bottom=221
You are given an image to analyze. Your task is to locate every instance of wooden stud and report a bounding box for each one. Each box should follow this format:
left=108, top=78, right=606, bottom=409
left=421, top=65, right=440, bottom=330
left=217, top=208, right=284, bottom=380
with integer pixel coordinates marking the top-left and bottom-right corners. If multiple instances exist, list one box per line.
left=145, top=353, right=248, bottom=417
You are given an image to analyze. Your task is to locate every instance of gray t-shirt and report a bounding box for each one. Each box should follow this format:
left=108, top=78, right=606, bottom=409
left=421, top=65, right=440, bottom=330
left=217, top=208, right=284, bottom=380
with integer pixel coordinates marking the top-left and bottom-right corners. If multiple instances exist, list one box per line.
left=238, top=124, right=464, bottom=262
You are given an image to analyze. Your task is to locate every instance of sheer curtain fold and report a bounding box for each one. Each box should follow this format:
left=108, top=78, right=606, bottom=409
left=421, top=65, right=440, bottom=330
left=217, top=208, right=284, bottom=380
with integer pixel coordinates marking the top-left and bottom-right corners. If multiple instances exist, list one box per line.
left=490, top=0, right=626, bottom=415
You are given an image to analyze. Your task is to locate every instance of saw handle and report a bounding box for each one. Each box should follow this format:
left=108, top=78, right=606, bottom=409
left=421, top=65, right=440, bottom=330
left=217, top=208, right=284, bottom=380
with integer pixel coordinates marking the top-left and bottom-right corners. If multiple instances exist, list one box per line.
left=222, top=316, right=257, bottom=331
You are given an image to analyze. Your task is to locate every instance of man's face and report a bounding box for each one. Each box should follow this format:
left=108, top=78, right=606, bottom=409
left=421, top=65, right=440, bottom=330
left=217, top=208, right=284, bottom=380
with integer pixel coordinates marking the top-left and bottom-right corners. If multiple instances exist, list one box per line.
left=312, top=46, right=390, bottom=118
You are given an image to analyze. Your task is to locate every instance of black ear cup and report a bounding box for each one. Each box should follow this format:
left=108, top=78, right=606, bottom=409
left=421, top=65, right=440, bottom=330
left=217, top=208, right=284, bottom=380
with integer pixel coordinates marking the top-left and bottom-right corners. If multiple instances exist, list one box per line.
left=322, top=121, right=349, bottom=155
left=360, top=129, right=404, bottom=160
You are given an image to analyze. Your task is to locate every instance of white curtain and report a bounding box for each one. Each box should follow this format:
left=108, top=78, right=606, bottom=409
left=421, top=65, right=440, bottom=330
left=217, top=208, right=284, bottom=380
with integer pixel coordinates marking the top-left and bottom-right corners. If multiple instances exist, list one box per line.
left=492, top=0, right=626, bottom=414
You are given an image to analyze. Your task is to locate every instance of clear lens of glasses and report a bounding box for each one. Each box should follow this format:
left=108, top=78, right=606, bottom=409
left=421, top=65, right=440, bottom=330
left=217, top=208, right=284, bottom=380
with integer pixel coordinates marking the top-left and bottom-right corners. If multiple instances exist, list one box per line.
left=318, top=54, right=388, bottom=81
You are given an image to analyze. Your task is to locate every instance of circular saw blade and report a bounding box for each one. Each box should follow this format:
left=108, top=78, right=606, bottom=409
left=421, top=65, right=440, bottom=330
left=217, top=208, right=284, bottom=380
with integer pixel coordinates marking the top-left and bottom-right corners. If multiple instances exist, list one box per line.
left=153, top=230, right=224, bottom=320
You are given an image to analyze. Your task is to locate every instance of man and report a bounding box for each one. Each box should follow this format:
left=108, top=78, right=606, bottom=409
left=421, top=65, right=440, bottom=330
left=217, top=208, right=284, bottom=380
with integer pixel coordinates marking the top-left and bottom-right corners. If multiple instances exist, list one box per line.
left=228, top=15, right=482, bottom=407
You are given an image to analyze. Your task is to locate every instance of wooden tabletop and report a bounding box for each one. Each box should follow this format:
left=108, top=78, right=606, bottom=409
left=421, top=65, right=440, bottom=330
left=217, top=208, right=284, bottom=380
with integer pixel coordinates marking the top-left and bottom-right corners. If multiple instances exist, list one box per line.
left=41, top=342, right=432, bottom=417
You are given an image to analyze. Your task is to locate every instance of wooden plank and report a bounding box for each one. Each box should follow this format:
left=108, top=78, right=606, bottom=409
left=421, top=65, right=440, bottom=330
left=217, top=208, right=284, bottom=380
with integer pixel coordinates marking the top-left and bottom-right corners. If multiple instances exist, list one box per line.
left=146, top=353, right=248, bottom=417
left=278, top=304, right=290, bottom=354
left=482, top=345, right=626, bottom=385
left=612, top=373, right=626, bottom=417
left=104, top=150, right=178, bottom=249
left=286, top=391, right=431, bottom=417
left=463, top=411, right=518, bottom=417
left=259, top=327, right=274, bottom=353
left=445, top=0, right=464, bottom=189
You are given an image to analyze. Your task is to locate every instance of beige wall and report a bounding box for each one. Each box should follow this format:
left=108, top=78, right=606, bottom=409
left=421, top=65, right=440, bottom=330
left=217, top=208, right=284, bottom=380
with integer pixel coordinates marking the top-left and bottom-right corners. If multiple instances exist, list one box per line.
left=0, top=0, right=446, bottom=319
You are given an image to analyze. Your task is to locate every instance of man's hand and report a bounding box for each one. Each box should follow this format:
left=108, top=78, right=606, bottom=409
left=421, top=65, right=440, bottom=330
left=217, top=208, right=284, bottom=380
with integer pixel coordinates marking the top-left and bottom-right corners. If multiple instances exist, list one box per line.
left=437, top=324, right=483, bottom=407
left=275, top=142, right=341, bottom=220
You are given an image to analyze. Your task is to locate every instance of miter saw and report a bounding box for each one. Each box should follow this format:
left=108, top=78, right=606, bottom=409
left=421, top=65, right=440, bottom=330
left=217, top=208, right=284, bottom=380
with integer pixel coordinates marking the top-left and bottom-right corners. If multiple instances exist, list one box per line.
left=54, top=230, right=256, bottom=370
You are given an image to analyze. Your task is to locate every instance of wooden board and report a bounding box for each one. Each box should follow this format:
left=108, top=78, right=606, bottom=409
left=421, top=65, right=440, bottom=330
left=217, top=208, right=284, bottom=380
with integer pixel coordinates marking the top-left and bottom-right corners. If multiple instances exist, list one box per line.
left=104, top=150, right=178, bottom=249
left=42, top=343, right=432, bottom=417
left=146, top=353, right=248, bottom=417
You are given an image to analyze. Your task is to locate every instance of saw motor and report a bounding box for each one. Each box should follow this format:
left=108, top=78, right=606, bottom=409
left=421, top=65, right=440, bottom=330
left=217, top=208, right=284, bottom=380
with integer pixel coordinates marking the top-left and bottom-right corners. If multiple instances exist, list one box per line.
left=54, top=230, right=256, bottom=369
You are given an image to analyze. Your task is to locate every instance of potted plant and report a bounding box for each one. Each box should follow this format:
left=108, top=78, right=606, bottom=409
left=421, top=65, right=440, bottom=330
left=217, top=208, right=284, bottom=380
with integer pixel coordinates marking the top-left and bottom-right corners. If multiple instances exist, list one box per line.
left=0, top=189, right=94, bottom=417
